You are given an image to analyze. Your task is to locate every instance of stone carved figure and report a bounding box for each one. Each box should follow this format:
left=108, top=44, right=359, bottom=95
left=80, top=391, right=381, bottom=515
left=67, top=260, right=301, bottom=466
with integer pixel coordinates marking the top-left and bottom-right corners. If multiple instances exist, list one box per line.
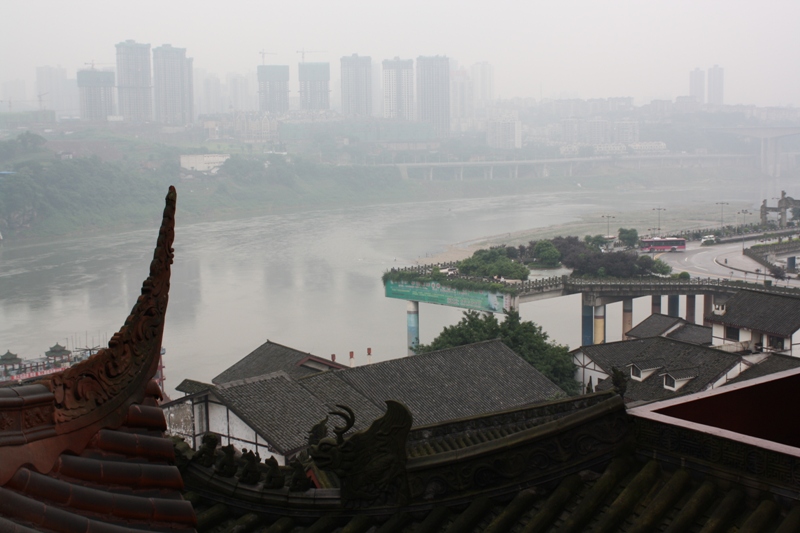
left=261, top=456, right=286, bottom=490
left=308, top=416, right=329, bottom=446
left=238, top=448, right=261, bottom=485
left=309, top=401, right=413, bottom=506
left=288, top=459, right=311, bottom=492
left=214, top=444, right=237, bottom=477
left=192, top=433, right=220, bottom=468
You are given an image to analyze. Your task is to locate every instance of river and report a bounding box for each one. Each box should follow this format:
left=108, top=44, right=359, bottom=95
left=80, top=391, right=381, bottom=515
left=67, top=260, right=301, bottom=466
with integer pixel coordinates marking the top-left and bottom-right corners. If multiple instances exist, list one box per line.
left=0, top=175, right=778, bottom=397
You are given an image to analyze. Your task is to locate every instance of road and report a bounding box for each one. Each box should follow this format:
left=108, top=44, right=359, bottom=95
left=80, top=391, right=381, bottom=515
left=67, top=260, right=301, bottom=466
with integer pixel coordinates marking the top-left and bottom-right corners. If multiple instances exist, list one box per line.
left=657, top=240, right=799, bottom=287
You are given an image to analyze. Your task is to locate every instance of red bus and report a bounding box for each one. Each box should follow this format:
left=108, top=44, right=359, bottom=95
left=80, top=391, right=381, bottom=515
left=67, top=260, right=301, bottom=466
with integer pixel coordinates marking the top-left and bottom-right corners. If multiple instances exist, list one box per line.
left=640, top=237, right=686, bottom=252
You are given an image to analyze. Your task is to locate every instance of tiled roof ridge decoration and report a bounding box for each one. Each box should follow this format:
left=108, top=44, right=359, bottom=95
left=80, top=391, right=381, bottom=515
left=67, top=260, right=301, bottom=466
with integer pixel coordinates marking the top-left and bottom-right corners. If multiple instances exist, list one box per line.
left=0, top=187, right=175, bottom=486
left=41, top=186, right=175, bottom=429
left=309, top=400, right=413, bottom=507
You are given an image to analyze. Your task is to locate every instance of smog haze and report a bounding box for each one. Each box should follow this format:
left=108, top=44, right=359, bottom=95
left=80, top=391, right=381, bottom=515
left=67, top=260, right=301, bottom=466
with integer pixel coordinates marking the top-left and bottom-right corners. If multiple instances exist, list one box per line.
left=2, top=0, right=798, bottom=106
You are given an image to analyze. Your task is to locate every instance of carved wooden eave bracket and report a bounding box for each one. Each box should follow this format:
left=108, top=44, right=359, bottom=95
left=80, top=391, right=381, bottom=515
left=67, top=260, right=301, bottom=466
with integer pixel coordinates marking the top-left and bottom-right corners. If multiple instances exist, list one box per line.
left=0, top=187, right=176, bottom=485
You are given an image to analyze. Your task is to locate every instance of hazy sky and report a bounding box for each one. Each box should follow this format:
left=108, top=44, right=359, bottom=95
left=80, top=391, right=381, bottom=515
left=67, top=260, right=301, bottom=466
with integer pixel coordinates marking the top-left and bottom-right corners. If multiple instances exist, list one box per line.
left=3, top=0, right=798, bottom=106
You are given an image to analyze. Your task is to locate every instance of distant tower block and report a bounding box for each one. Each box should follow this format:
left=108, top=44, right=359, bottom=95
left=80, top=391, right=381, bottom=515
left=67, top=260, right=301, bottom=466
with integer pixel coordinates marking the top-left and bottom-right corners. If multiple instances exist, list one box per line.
left=382, top=57, right=413, bottom=121
left=298, top=62, right=330, bottom=110
left=116, top=40, right=152, bottom=121
left=76, top=69, right=115, bottom=121
left=416, top=56, right=450, bottom=138
left=257, top=65, right=290, bottom=115
left=153, top=44, right=193, bottom=125
left=689, top=68, right=705, bottom=105
left=340, top=54, right=372, bottom=118
left=707, top=65, right=724, bottom=105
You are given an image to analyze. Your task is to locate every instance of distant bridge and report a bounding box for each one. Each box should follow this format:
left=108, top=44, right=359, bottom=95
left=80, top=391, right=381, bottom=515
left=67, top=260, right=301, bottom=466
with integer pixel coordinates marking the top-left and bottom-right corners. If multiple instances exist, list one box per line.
left=387, top=265, right=799, bottom=352
left=376, top=153, right=756, bottom=181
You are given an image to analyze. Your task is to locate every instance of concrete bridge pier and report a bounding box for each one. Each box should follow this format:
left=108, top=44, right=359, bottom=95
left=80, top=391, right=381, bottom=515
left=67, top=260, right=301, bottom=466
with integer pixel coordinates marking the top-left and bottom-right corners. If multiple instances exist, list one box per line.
left=407, top=300, right=419, bottom=356
left=686, top=295, right=696, bottom=324
left=652, top=295, right=662, bottom=315
left=703, top=295, right=713, bottom=326
left=622, top=299, right=633, bottom=339
left=582, top=305, right=593, bottom=346
left=667, top=295, right=680, bottom=317
left=594, top=305, right=606, bottom=344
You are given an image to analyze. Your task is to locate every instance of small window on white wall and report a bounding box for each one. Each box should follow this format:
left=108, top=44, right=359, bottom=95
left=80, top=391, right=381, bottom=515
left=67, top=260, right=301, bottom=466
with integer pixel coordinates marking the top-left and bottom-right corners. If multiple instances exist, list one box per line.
left=664, top=374, right=676, bottom=390
left=631, top=365, right=642, bottom=381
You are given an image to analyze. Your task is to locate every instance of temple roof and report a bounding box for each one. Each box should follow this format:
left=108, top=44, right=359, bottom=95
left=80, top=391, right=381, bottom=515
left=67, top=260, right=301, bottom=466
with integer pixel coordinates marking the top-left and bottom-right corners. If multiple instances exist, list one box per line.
left=626, top=313, right=683, bottom=338
left=627, top=313, right=712, bottom=345
left=311, top=339, right=566, bottom=426
left=211, top=340, right=345, bottom=384
left=728, top=353, right=800, bottom=385
left=588, top=337, right=740, bottom=403
left=706, top=289, right=800, bottom=337
left=1, top=350, right=20, bottom=362
left=0, top=187, right=196, bottom=531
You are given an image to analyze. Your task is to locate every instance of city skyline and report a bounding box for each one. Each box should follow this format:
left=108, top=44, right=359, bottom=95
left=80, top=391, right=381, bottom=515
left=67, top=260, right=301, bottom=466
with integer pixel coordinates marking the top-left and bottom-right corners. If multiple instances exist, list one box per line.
left=2, top=0, right=798, bottom=108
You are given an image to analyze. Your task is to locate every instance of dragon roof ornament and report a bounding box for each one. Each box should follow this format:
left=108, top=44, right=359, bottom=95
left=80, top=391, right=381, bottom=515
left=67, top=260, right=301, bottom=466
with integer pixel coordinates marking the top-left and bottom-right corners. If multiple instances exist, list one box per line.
left=40, top=186, right=176, bottom=431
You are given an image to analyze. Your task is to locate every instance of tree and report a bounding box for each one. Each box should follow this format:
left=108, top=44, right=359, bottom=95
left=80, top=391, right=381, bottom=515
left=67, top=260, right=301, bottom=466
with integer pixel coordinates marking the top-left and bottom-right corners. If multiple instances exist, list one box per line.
left=415, top=310, right=579, bottom=395
left=458, top=248, right=530, bottom=280
left=532, top=240, right=561, bottom=267
left=584, top=234, right=607, bottom=250
left=618, top=228, right=639, bottom=248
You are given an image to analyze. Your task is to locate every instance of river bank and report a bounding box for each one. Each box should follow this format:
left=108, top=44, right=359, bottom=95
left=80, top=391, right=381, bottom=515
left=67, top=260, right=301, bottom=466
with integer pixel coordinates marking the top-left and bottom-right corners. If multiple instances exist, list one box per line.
left=420, top=200, right=754, bottom=265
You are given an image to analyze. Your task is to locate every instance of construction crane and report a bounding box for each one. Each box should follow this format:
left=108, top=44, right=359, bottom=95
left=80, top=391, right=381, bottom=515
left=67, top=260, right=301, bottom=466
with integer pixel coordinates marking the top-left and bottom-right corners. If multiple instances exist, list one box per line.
left=83, top=60, right=113, bottom=70
left=259, top=50, right=277, bottom=64
left=296, top=48, right=325, bottom=63
left=37, top=92, right=48, bottom=110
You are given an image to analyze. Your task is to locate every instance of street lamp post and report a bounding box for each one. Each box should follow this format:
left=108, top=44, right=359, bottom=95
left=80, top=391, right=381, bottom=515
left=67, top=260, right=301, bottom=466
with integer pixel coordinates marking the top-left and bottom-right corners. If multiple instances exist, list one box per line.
left=716, top=202, right=729, bottom=233
left=652, top=207, right=666, bottom=236
left=601, top=215, right=615, bottom=239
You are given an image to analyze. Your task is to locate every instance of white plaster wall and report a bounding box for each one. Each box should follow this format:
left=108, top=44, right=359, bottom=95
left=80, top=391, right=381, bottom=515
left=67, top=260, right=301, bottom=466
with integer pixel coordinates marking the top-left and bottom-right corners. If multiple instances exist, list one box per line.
left=573, top=352, right=609, bottom=394
left=193, top=401, right=207, bottom=435
left=792, top=330, right=800, bottom=357
left=208, top=401, right=229, bottom=436
left=711, top=324, right=725, bottom=345
left=605, top=301, right=623, bottom=343
left=228, top=410, right=257, bottom=443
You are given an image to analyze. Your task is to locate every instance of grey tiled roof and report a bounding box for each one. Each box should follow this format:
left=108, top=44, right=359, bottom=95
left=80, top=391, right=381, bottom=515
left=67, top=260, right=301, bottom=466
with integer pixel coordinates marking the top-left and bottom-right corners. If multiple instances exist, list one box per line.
left=626, top=314, right=683, bottom=339
left=328, top=339, right=565, bottom=427
left=706, top=290, right=800, bottom=337
left=727, top=354, right=800, bottom=385
left=575, top=338, right=660, bottom=375
left=623, top=338, right=740, bottom=403
left=214, top=373, right=331, bottom=454
left=175, top=378, right=213, bottom=395
left=666, top=323, right=712, bottom=345
left=297, top=372, right=386, bottom=432
left=212, top=340, right=342, bottom=384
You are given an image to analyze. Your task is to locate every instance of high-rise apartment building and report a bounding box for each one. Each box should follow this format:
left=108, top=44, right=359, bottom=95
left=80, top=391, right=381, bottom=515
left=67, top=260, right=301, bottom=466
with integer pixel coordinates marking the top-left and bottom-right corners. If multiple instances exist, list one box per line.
left=471, top=62, right=494, bottom=113
left=708, top=65, right=724, bottom=105
left=115, top=40, right=152, bottom=122
left=76, top=69, right=115, bottom=121
left=257, top=65, right=289, bottom=115
left=689, top=68, right=705, bottom=105
left=450, top=67, right=473, bottom=127
left=382, top=57, right=413, bottom=121
left=153, top=44, right=193, bottom=125
left=36, top=66, right=76, bottom=117
left=298, top=63, right=330, bottom=110
left=340, top=54, right=372, bottom=118
left=416, top=56, right=450, bottom=137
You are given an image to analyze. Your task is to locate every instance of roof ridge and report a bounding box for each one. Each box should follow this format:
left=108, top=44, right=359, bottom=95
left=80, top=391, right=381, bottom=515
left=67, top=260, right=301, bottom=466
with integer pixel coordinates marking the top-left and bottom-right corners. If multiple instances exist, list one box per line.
left=218, top=370, right=292, bottom=389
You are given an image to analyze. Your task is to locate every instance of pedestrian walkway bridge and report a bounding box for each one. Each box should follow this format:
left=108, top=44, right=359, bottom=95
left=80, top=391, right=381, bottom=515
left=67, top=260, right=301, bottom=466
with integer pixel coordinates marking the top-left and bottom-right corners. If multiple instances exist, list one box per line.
left=385, top=264, right=800, bottom=353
